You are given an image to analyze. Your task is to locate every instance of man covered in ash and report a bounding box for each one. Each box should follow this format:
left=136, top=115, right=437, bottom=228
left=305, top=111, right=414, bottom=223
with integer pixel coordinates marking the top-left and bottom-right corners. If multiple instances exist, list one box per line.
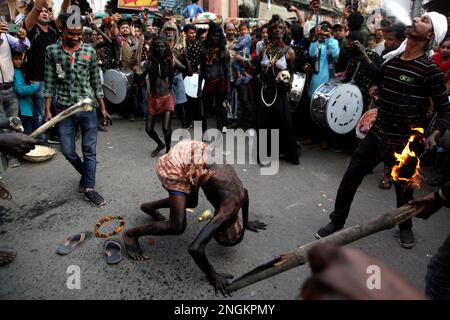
left=143, top=35, right=191, bottom=157
left=123, top=139, right=266, bottom=295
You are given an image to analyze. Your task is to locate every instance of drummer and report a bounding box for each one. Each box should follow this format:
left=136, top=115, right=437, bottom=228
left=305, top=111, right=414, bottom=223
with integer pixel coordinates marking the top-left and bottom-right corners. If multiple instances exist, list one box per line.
left=306, top=21, right=340, bottom=150
left=337, top=31, right=383, bottom=109
left=110, top=15, right=140, bottom=121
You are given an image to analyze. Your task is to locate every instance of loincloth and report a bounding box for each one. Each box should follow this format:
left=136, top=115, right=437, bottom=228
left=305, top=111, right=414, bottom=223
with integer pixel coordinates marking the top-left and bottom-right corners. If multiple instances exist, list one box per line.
left=214, top=215, right=244, bottom=247
left=147, top=94, right=174, bottom=117
left=204, top=77, right=227, bottom=96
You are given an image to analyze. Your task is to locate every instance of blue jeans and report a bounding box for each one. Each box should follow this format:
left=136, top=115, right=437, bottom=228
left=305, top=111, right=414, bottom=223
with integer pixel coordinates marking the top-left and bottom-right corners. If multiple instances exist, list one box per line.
left=31, top=81, right=45, bottom=142
left=0, top=87, right=19, bottom=118
left=58, top=109, right=98, bottom=189
left=426, top=234, right=450, bottom=299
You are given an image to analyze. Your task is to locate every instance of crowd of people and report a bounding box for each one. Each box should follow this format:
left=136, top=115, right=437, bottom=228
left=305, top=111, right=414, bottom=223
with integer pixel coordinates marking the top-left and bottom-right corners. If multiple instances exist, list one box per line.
left=1, top=0, right=450, bottom=299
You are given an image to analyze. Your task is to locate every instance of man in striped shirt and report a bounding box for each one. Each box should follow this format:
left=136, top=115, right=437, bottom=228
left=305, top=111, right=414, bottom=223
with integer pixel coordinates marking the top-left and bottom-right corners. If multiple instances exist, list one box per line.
left=316, top=12, right=450, bottom=249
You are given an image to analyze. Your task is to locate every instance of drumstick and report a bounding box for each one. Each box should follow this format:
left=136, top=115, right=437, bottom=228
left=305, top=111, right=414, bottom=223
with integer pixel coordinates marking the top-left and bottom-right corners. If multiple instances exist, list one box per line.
left=102, top=83, right=117, bottom=95
left=30, top=99, right=94, bottom=139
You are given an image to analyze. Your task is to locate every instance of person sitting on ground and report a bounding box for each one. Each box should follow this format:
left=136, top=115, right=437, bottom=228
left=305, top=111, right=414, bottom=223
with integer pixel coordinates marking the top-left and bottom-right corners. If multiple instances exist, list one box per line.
left=123, top=139, right=267, bottom=296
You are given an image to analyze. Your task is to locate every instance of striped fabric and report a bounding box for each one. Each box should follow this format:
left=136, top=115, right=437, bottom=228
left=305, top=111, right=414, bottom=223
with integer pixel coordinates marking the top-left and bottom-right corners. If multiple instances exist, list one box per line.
left=156, top=139, right=214, bottom=195
left=15, top=14, right=26, bottom=26
left=214, top=215, right=244, bottom=247
left=371, top=55, right=450, bottom=148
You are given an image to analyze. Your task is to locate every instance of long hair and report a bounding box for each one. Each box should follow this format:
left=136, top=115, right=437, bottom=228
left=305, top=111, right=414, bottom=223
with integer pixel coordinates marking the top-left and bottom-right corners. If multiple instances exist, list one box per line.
left=148, top=35, right=174, bottom=85
left=205, top=22, right=226, bottom=51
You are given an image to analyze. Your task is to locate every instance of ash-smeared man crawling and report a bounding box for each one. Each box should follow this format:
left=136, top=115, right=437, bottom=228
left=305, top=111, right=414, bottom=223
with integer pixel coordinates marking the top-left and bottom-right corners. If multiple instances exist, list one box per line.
left=123, top=139, right=266, bottom=295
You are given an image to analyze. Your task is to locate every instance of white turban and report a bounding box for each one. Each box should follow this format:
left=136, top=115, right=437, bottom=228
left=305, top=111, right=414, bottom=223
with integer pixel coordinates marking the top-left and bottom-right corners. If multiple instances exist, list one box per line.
left=383, top=11, right=448, bottom=64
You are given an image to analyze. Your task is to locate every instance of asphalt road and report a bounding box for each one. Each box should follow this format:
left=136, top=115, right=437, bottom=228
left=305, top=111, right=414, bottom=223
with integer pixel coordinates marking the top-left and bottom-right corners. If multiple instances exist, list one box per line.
left=1, top=118, right=449, bottom=300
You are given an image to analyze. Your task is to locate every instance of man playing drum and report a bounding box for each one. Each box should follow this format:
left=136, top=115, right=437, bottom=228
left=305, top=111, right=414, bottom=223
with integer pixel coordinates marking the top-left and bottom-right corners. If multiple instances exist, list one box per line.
left=123, top=139, right=266, bottom=296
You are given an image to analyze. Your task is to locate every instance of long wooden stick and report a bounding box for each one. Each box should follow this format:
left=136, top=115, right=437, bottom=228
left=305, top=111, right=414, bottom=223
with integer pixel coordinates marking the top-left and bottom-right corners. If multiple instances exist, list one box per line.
left=30, top=98, right=94, bottom=139
left=227, top=203, right=426, bottom=293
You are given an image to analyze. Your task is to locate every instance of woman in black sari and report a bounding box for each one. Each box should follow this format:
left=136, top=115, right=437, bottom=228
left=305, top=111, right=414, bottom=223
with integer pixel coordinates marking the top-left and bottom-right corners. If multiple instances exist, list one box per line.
left=255, top=15, right=300, bottom=165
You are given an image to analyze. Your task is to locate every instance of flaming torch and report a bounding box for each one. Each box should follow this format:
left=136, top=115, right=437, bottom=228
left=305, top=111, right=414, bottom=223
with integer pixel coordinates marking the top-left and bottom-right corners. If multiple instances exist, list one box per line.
left=391, top=128, right=426, bottom=188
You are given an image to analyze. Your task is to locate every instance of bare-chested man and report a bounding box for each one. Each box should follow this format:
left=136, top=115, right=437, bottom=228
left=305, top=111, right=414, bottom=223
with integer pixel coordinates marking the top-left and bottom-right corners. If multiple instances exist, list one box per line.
left=143, top=35, right=191, bottom=157
left=198, top=22, right=231, bottom=134
left=123, top=139, right=266, bottom=295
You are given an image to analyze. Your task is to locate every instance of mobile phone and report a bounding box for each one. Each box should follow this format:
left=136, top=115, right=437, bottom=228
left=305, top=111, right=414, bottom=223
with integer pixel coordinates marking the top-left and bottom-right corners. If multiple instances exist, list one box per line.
left=0, top=16, right=5, bottom=23
left=8, top=23, right=20, bottom=34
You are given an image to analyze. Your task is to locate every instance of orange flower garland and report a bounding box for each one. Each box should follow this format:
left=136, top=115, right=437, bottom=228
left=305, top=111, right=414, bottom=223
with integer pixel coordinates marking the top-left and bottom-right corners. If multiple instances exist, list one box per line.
left=94, top=216, right=125, bottom=238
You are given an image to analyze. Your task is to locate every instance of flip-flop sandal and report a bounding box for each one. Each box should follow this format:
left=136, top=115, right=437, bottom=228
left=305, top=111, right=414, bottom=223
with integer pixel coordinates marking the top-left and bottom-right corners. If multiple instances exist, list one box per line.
left=56, top=231, right=93, bottom=255
left=104, top=238, right=123, bottom=265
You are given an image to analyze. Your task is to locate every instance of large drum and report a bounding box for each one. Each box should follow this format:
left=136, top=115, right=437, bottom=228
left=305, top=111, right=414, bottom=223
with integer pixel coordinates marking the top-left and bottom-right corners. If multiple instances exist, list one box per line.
left=310, top=81, right=363, bottom=134
left=102, top=68, right=134, bottom=104
left=184, top=73, right=205, bottom=98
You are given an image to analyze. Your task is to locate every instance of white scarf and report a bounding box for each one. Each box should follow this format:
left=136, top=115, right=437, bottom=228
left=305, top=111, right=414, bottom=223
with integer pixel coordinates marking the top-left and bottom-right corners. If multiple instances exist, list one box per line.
left=383, top=11, right=448, bottom=65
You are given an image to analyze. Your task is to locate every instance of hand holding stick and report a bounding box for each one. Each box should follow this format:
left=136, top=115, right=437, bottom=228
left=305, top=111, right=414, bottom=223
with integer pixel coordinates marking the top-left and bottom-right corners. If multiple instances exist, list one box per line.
left=30, top=98, right=94, bottom=139
left=226, top=203, right=426, bottom=294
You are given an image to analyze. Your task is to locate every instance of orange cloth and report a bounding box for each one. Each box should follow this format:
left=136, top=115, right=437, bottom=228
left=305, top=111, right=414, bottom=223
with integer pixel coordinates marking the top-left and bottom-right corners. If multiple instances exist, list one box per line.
left=156, top=140, right=214, bottom=195
left=147, top=94, right=175, bottom=117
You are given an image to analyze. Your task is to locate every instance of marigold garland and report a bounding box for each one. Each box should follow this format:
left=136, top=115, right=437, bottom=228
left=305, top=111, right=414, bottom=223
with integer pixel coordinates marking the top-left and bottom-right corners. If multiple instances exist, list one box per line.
left=94, top=216, right=125, bottom=238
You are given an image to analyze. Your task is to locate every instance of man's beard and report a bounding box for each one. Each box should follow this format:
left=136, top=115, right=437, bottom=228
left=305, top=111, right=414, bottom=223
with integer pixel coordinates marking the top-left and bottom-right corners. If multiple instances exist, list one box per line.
left=38, top=17, right=50, bottom=25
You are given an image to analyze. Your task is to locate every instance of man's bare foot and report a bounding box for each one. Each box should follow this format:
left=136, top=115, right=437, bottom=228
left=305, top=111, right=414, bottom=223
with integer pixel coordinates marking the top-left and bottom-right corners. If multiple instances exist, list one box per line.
left=141, top=204, right=167, bottom=221
left=0, top=250, right=17, bottom=266
left=123, top=231, right=150, bottom=261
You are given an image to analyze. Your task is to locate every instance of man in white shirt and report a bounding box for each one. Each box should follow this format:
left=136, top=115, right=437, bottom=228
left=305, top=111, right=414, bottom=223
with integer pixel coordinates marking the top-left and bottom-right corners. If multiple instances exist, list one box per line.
left=0, top=22, right=30, bottom=119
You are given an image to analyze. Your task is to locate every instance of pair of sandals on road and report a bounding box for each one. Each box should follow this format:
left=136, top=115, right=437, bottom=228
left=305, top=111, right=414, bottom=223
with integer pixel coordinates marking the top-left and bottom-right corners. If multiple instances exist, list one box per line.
left=56, top=231, right=123, bottom=264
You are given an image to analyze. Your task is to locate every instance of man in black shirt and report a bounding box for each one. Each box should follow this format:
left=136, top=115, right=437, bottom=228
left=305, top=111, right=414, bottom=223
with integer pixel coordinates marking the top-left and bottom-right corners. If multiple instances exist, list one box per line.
left=315, top=12, right=450, bottom=249
left=25, top=0, right=58, bottom=143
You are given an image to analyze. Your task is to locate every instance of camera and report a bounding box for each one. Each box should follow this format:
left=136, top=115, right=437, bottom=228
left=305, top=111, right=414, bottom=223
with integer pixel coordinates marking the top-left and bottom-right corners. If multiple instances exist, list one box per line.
left=321, top=24, right=329, bottom=32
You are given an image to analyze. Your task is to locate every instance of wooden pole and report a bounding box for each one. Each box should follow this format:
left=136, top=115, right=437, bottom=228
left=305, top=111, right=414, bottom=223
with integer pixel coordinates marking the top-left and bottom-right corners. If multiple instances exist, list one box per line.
left=226, top=204, right=426, bottom=293
left=30, top=98, right=94, bottom=139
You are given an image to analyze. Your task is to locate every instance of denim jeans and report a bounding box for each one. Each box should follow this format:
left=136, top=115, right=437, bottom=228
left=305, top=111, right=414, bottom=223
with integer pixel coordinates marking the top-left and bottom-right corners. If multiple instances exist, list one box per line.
left=329, top=132, right=413, bottom=230
left=31, top=81, right=45, bottom=142
left=426, top=233, right=450, bottom=299
left=58, top=109, right=98, bottom=189
left=0, top=87, right=19, bottom=118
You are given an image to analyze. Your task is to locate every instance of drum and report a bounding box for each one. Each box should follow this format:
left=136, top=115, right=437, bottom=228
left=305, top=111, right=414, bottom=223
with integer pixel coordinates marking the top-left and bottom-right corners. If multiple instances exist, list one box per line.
left=310, top=81, right=364, bottom=134
left=356, top=108, right=378, bottom=139
left=102, top=68, right=134, bottom=104
left=289, top=72, right=306, bottom=103
left=184, top=73, right=205, bottom=98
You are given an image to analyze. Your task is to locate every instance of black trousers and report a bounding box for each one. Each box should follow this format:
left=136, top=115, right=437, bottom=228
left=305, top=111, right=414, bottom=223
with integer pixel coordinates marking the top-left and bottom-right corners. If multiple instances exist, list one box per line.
left=329, top=131, right=413, bottom=230
left=426, top=233, right=450, bottom=299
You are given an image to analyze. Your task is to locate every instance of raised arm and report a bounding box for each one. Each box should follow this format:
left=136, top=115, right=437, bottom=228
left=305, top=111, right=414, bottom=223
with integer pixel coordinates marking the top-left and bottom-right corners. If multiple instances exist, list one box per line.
left=25, top=0, right=48, bottom=31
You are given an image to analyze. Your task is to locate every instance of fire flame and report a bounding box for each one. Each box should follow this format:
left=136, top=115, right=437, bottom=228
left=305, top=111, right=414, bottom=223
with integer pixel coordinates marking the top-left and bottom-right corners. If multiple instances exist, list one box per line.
left=391, top=128, right=425, bottom=189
